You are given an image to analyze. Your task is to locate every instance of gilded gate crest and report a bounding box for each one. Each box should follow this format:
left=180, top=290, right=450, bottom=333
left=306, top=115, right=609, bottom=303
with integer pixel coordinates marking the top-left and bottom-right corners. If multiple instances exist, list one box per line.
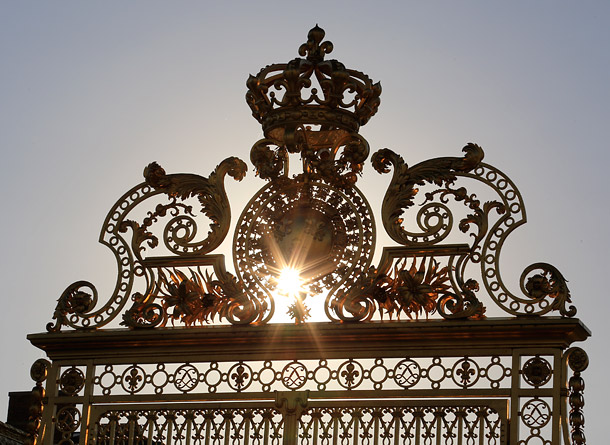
left=28, top=27, right=589, bottom=445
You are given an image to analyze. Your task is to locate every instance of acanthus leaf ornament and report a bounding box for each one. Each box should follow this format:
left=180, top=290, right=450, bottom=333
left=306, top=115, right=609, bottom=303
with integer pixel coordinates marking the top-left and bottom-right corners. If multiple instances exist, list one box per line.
left=330, top=257, right=453, bottom=322
left=521, top=263, right=576, bottom=317
left=47, top=157, right=249, bottom=332
left=372, top=143, right=484, bottom=246
left=143, top=157, right=247, bottom=255
left=121, top=266, right=267, bottom=328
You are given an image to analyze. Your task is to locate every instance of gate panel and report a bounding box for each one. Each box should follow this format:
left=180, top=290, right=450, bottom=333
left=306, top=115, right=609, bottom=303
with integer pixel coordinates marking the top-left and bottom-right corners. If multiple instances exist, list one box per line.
left=90, top=404, right=284, bottom=445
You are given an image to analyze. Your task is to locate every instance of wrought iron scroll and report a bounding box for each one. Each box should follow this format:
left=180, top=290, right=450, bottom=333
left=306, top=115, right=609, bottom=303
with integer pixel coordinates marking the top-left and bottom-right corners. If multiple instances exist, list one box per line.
left=44, top=25, right=579, bottom=329
left=372, top=143, right=485, bottom=246
left=361, top=144, right=576, bottom=319
left=46, top=157, right=258, bottom=331
left=462, top=163, right=575, bottom=317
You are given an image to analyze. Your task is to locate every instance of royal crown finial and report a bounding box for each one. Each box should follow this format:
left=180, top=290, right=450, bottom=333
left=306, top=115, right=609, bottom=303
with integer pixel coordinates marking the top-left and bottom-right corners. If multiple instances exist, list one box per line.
left=245, top=26, right=382, bottom=151
left=298, top=25, right=334, bottom=63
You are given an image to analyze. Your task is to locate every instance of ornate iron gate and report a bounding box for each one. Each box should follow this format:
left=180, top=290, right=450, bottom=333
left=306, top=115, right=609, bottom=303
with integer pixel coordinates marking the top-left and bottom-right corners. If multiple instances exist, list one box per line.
left=26, top=27, right=589, bottom=445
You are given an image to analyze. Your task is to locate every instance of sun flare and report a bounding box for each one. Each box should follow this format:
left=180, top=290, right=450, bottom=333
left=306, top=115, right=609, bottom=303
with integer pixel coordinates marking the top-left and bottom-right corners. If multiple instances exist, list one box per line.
left=276, top=267, right=303, bottom=297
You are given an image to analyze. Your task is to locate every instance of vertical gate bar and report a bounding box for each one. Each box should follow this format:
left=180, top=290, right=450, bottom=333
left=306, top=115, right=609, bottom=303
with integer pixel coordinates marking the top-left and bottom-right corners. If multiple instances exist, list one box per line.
left=352, top=410, right=359, bottom=445
left=393, top=410, right=400, bottom=445
left=373, top=414, right=379, bottom=445
left=457, top=413, right=463, bottom=445
left=204, top=416, right=211, bottom=445
left=185, top=414, right=193, bottom=445
left=312, top=414, right=319, bottom=445
left=332, top=414, right=338, bottom=445
left=435, top=413, right=441, bottom=445
left=510, top=351, right=521, bottom=444
left=146, top=418, right=154, bottom=445
left=414, top=414, right=420, bottom=445
left=167, top=419, right=174, bottom=445
left=127, top=416, right=135, bottom=445
left=552, top=351, right=561, bottom=445
left=244, top=413, right=251, bottom=445
left=559, top=350, right=571, bottom=445
left=41, top=361, right=60, bottom=445
left=263, top=416, right=269, bottom=445
left=90, top=417, right=98, bottom=445
left=223, top=417, right=230, bottom=445
left=108, top=417, right=116, bottom=445
left=80, top=361, right=95, bottom=445
left=477, top=412, right=484, bottom=445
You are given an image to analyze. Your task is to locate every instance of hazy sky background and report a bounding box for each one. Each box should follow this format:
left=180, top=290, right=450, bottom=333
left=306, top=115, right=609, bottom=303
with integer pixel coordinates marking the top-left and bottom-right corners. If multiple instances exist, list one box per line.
left=1, top=1, right=608, bottom=442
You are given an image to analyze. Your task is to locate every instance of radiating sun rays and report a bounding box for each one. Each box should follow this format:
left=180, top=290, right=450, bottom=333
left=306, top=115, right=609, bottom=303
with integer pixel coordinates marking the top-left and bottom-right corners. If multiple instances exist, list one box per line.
left=276, top=267, right=303, bottom=298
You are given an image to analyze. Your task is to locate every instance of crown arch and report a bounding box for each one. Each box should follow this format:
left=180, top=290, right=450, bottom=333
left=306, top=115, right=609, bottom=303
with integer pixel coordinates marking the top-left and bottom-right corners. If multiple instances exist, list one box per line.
left=26, top=27, right=589, bottom=445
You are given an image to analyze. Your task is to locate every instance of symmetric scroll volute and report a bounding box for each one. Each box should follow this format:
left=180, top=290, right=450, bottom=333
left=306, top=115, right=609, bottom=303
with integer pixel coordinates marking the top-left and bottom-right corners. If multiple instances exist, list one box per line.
left=47, top=157, right=251, bottom=331
left=250, top=138, right=288, bottom=181
left=45, top=26, right=579, bottom=331
left=142, top=157, right=247, bottom=255
left=250, top=131, right=370, bottom=189
left=370, top=141, right=576, bottom=319
left=372, top=143, right=484, bottom=246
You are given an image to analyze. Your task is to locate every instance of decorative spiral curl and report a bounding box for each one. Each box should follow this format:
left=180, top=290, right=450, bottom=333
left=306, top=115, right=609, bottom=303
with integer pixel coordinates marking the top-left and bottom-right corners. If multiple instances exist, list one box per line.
left=164, top=215, right=200, bottom=254
left=47, top=281, right=99, bottom=332
left=519, top=263, right=576, bottom=317
left=122, top=294, right=164, bottom=328
left=372, top=144, right=484, bottom=246
left=437, top=279, right=485, bottom=320
left=250, top=139, right=287, bottom=180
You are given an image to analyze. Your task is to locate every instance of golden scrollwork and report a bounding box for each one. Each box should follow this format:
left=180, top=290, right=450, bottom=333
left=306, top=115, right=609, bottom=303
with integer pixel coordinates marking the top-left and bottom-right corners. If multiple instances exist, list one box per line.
left=30, top=25, right=590, bottom=445
left=372, top=143, right=485, bottom=246
left=47, top=158, right=249, bottom=331
left=47, top=25, right=578, bottom=331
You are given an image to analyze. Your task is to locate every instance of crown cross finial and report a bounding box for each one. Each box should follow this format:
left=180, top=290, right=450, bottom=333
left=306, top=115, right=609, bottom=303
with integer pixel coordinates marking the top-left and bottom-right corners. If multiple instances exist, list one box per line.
left=246, top=26, right=381, bottom=141
left=298, top=25, right=334, bottom=63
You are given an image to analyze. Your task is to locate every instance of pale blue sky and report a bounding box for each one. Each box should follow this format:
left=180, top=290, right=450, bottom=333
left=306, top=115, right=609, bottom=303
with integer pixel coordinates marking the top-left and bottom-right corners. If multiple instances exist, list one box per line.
left=1, top=1, right=609, bottom=441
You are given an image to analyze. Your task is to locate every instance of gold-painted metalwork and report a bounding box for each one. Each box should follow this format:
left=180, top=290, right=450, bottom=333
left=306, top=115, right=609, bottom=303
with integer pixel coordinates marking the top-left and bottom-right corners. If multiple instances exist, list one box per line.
left=29, top=26, right=590, bottom=445
left=246, top=25, right=380, bottom=150
left=566, top=347, right=588, bottom=445
left=44, top=25, right=578, bottom=330
left=24, top=359, right=49, bottom=445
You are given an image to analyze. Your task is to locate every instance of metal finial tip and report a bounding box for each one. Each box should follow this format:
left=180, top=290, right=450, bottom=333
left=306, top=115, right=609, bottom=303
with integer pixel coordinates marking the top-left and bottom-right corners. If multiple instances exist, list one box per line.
left=298, top=25, right=333, bottom=62
left=308, top=25, right=325, bottom=43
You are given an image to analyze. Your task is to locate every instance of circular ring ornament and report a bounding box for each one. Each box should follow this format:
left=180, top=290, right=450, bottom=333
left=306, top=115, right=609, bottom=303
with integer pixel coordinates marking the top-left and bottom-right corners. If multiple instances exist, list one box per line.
left=56, top=407, right=81, bottom=433
left=281, top=361, right=308, bottom=390
left=233, top=181, right=375, bottom=311
left=313, top=360, right=332, bottom=390
left=451, top=358, right=480, bottom=388
left=393, top=359, right=421, bottom=389
left=337, top=360, right=364, bottom=389
left=121, top=365, right=146, bottom=394
left=30, top=359, right=50, bottom=383
left=60, top=367, right=85, bottom=395
left=521, top=399, right=551, bottom=428
left=203, top=366, right=223, bottom=393
left=522, top=357, right=552, bottom=387
left=173, top=364, right=200, bottom=393
left=567, top=347, right=589, bottom=372
left=228, top=363, right=253, bottom=391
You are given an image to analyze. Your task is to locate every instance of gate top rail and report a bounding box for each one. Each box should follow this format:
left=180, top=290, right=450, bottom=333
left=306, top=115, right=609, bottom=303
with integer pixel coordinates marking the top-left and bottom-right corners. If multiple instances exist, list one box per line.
left=29, top=317, right=589, bottom=362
